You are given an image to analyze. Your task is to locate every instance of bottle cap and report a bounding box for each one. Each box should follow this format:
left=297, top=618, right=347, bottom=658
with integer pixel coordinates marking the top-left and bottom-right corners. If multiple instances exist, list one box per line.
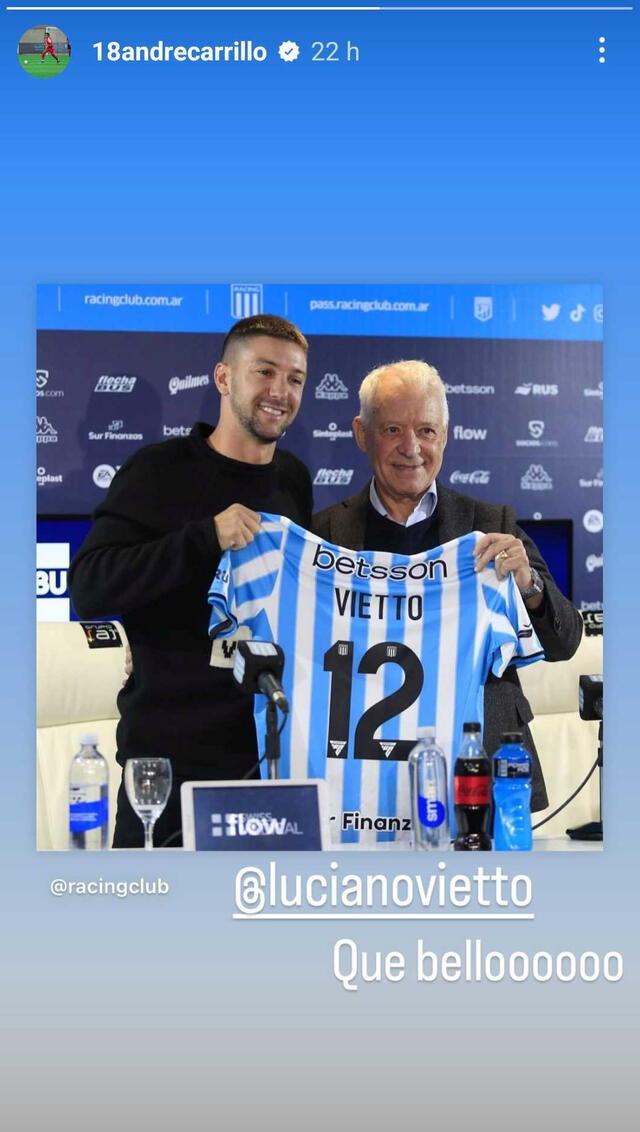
left=462, top=722, right=481, bottom=733
left=79, top=732, right=99, bottom=747
left=500, top=731, right=524, bottom=744
left=416, top=727, right=436, bottom=740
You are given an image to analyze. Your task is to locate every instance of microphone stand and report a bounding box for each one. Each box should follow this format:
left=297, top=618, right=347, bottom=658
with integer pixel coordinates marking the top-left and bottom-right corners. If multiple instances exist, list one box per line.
left=265, top=699, right=281, bottom=780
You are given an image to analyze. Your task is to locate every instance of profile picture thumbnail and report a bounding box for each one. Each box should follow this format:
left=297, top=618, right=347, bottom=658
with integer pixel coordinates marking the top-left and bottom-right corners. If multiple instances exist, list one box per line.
left=18, top=25, right=71, bottom=78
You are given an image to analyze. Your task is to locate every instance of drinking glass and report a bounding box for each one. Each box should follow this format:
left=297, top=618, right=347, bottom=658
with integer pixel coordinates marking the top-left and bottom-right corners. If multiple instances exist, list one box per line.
left=124, top=757, right=173, bottom=850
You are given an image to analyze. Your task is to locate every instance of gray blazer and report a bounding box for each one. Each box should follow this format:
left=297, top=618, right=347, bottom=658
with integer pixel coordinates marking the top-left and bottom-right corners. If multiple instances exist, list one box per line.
left=313, top=481, right=583, bottom=812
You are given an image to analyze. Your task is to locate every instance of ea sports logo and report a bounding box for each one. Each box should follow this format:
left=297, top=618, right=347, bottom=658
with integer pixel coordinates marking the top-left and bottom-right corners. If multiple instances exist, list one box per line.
left=93, top=464, right=117, bottom=489
left=583, top=509, right=603, bottom=534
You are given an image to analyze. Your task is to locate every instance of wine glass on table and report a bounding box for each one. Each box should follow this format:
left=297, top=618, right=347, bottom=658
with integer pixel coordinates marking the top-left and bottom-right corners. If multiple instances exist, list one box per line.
left=124, top=758, right=173, bottom=850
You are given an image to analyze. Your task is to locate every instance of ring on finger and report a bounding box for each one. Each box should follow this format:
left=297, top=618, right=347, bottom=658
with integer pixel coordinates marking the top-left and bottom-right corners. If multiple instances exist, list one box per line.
left=496, top=549, right=509, bottom=562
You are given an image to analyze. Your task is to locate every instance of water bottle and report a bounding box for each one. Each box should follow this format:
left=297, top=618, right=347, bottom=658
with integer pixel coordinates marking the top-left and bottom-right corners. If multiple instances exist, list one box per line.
left=453, top=722, right=492, bottom=851
left=408, top=728, right=449, bottom=849
left=493, top=731, right=532, bottom=851
left=69, top=732, right=109, bottom=850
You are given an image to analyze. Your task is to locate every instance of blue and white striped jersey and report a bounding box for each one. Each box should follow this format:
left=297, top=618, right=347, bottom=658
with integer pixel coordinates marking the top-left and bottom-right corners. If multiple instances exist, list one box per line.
left=208, top=514, right=543, bottom=846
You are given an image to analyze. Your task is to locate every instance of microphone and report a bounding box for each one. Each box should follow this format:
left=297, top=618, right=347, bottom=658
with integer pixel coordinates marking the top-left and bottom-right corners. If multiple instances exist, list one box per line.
left=233, top=640, right=289, bottom=713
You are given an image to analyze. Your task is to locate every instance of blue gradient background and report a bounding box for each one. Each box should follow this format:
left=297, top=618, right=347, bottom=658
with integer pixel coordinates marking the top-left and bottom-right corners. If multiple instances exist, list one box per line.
left=2, top=5, right=638, bottom=1129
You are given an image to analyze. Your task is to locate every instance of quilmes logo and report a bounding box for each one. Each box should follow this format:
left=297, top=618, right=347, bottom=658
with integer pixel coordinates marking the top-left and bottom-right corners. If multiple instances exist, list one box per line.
left=312, top=422, right=353, bottom=441
left=94, top=375, right=137, bottom=393
left=211, top=811, right=302, bottom=837
left=452, top=425, right=487, bottom=441
left=584, top=382, right=603, bottom=399
left=36, top=417, right=58, bottom=444
left=579, top=467, right=603, bottom=489
left=585, top=426, right=603, bottom=443
left=521, top=464, right=553, bottom=491
left=93, top=464, right=119, bottom=489
left=230, top=283, right=263, bottom=320
left=445, top=383, right=495, bottom=395
left=449, top=470, right=491, bottom=485
left=168, top=374, right=209, bottom=395
left=315, top=373, right=349, bottom=400
left=514, top=383, right=558, bottom=397
left=312, top=542, right=447, bottom=582
left=583, top=509, right=603, bottom=534
left=541, top=304, right=561, bottom=321
left=36, top=368, right=64, bottom=398
left=586, top=554, right=603, bottom=574
left=313, top=468, right=354, bottom=486
left=473, top=296, right=493, bottom=322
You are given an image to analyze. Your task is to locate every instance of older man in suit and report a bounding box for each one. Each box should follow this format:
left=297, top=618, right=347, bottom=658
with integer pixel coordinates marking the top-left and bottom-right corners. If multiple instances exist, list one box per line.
left=312, top=360, right=582, bottom=813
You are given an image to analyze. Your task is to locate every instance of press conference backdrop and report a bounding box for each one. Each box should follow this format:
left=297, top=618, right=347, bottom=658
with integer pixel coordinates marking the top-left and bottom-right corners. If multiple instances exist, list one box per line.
left=36, top=283, right=603, bottom=618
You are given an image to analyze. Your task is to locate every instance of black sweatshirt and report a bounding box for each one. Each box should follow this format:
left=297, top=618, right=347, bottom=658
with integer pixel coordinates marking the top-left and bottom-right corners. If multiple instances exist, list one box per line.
left=68, top=422, right=313, bottom=777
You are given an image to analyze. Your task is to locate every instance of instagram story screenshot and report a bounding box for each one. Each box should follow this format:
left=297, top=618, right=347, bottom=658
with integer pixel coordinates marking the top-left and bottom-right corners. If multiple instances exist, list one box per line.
left=1, top=4, right=638, bottom=1130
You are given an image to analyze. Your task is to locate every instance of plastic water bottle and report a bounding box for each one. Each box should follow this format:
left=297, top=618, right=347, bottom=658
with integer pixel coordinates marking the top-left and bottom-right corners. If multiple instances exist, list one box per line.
left=69, top=733, right=109, bottom=850
left=493, top=731, right=532, bottom=851
left=408, top=728, right=449, bottom=849
left=453, top=722, right=492, bottom=851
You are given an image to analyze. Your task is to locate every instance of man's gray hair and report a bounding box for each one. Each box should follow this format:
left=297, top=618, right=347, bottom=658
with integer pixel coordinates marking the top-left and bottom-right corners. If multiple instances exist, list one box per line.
left=358, top=360, right=449, bottom=428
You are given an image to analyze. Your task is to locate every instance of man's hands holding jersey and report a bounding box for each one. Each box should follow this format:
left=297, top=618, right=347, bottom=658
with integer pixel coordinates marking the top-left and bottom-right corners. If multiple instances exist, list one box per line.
left=214, top=504, right=262, bottom=551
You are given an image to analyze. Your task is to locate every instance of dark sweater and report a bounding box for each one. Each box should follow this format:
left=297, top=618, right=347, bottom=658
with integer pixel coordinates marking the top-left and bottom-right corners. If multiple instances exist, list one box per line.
left=69, top=422, right=312, bottom=777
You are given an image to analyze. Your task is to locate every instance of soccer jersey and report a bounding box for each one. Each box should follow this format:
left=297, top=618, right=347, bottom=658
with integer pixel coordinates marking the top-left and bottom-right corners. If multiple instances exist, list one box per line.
left=208, top=515, right=544, bottom=846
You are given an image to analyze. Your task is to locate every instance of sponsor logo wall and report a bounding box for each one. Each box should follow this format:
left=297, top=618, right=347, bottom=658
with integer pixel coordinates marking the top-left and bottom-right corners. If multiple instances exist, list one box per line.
left=37, top=283, right=603, bottom=611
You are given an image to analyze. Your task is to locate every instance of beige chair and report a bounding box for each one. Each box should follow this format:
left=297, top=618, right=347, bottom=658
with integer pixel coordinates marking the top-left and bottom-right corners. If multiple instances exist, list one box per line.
left=37, top=621, right=128, bottom=850
left=520, top=624, right=602, bottom=840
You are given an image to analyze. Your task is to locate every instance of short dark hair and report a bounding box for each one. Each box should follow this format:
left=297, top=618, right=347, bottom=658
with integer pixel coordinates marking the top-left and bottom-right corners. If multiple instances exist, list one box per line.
left=221, top=314, right=308, bottom=360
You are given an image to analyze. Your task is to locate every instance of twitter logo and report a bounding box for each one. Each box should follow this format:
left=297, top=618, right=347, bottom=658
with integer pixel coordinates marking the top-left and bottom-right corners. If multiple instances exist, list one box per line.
left=541, top=304, right=561, bottom=321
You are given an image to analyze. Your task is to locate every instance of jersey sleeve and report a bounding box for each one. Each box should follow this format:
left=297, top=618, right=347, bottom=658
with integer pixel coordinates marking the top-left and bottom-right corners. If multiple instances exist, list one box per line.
left=483, top=571, right=545, bottom=677
left=207, top=515, right=285, bottom=641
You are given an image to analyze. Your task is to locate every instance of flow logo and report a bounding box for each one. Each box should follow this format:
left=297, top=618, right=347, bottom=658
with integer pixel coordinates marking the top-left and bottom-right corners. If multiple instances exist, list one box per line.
left=210, top=812, right=302, bottom=837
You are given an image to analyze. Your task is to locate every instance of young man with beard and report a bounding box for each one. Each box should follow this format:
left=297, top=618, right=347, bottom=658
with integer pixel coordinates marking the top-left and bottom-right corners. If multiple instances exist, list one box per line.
left=70, top=314, right=312, bottom=847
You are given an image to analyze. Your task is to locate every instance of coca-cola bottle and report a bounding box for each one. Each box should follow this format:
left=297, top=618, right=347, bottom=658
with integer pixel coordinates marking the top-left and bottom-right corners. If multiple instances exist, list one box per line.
left=453, top=722, right=492, bottom=851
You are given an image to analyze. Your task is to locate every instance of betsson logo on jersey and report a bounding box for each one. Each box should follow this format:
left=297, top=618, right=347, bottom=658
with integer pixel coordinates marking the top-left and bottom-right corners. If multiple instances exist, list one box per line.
left=168, top=374, right=209, bottom=395
left=315, top=374, right=349, bottom=400
left=312, top=543, right=447, bottom=582
left=449, top=470, right=491, bottom=485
